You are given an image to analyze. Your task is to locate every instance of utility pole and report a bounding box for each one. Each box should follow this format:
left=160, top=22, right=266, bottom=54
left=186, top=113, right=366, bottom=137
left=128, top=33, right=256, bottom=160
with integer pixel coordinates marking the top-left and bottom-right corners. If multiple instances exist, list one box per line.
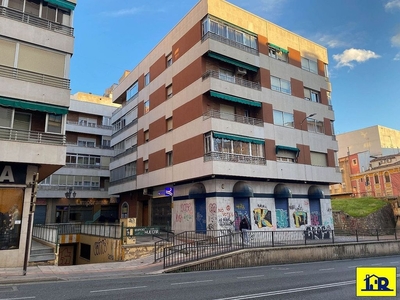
left=23, top=172, right=39, bottom=275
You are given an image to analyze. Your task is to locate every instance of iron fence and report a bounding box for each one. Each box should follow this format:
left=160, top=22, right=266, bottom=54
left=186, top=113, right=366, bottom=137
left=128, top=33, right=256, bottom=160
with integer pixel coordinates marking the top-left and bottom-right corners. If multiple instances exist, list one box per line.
left=162, top=228, right=400, bottom=269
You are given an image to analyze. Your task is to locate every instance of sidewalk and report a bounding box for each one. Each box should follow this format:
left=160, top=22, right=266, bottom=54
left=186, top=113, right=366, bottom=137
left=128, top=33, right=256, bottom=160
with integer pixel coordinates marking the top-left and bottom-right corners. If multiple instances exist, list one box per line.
left=0, top=255, right=165, bottom=285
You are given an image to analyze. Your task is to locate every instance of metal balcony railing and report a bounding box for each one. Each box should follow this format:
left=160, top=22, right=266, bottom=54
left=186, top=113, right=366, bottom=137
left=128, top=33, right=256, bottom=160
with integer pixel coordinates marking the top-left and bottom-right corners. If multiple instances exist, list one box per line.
left=0, top=127, right=65, bottom=145
left=0, top=6, right=74, bottom=36
left=204, top=152, right=266, bottom=165
left=109, top=175, right=137, bottom=187
left=202, top=70, right=261, bottom=91
left=0, top=64, right=70, bottom=89
left=66, top=143, right=112, bottom=150
left=38, top=185, right=107, bottom=192
left=65, top=163, right=109, bottom=170
left=66, top=120, right=112, bottom=130
left=202, top=31, right=259, bottom=55
left=111, top=146, right=137, bottom=162
left=203, top=109, right=264, bottom=127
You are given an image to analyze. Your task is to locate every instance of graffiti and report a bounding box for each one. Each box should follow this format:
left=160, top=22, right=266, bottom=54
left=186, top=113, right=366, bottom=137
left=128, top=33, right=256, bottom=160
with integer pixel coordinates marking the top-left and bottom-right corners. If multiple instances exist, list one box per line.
left=310, top=211, right=321, bottom=226
left=108, top=254, right=114, bottom=261
left=276, top=209, right=289, bottom=228
left=304, top=225, right=331, bottom=240
left=59, top=247, right=72, bottom=266
left=207, top=223, right=215, bottom=230
left=235, top=203, right=245, bottom=210
left=180, top=203, right=193, bottom=213
left=175, top=202, right=193, bottom=223
left=94, top=238, right=108, bottom=256
left=293, top=211, right=308, bottom=228
left=253, top=208, right=273, bottom=228
left=257, top=203, right=268, bottom=208
left=208, top=203, right=217, bottom=214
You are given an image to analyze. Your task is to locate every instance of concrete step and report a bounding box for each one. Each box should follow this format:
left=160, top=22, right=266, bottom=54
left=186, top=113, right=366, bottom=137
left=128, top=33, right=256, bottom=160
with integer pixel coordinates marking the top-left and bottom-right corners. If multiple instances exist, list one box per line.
left=29, top=253, right=55, bottom=262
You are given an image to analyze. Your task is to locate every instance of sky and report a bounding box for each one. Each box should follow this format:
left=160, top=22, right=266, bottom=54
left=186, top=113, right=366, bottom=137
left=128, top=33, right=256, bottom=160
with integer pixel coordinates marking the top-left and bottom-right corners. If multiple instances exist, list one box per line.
left=70, top=0, right=400, bottom=135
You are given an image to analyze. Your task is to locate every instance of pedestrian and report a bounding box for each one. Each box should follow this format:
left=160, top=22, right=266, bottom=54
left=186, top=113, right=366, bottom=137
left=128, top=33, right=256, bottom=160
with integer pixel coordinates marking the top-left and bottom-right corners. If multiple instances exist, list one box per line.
left=239, top=216, right=251, bottom=245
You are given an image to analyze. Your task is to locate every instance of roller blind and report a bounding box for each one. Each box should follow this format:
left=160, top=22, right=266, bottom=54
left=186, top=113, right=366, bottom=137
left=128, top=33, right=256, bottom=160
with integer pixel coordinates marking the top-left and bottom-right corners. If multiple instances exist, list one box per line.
left=0, top=39, right=16, bottom=67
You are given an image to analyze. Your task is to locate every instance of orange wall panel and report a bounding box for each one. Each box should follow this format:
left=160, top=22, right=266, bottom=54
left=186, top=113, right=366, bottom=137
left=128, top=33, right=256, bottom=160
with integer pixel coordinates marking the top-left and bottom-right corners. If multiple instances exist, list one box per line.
left=291, top=78, right=304, bottom=99
left=260, top=68, right=271, bottom=89
left=149, top=85, right=166, bottom=110
left=173, top=134, right=204, bottom=165
left=324, top=118, right=333, bottom=136
left=262, top=102, right=273, bottom=124
left=320, top=88, right=329, bottom=106
left=149, top=117, right=166, bottom=140
left=258, top=35, right=268, bottom=56
left=265, top=139, right=276, bottom=161
left=172, top=57, right=204, bottom=95
left=136, top=157, right=144, bottom=175
left=149, top=55, right=165, bottom=82
left=288, top=47, right=301, bottom=68
left=172, top=22, right=201, bottom=62
left=327, top=149, right=335, bottom=168
left=149, top=149, right=166, bottom=172
left=317, top=59, right=325, bottom=77
left=174, top=95, right=203, bottom=129
left=138, top=74, right=144, bottom=92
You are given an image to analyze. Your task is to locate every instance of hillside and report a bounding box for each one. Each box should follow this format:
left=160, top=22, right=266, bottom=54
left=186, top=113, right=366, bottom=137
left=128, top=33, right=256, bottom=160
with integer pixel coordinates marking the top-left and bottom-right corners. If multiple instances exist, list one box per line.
left=331, top=197, right=388, bottom=218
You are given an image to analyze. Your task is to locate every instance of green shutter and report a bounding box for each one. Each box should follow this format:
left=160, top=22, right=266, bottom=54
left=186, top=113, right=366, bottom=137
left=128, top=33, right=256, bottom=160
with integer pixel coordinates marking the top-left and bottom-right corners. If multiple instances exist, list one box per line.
left=0, top=97, right=68, bottom=115
left=213, top=132, right=264, bottom=144
left=275, top=145, right=300, bottom=154
left=268, top=43, right=289, bottom=54
left=210, top=91, right=261, bottom=107
left=44, top=0, right=76, bottom=10
left=207, top=52, right=259, bottom=72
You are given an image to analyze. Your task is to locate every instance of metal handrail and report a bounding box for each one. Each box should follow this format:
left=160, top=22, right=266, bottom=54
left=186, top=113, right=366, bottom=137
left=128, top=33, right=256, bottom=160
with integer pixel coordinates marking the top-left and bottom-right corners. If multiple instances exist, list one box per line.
left=204, top=152, right=266, bottom=165
left=203, top=109, right=263, bottom=127
left=0, top=64, right=70, bottom=89
left=0, top=127, right=66, bottom=145
left=202, top=70, right=261, bottom=91
left=0, top=6, right=74, bottom=36
left=66, top=120, right=112, bottom=130
left=202, top=31, right=259, bottom=55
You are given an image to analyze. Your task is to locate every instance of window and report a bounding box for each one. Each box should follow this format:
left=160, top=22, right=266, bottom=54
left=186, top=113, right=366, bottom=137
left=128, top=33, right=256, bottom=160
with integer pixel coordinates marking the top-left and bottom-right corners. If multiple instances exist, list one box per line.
left=310, top=152, right=327, bottom=167
left=144, top=100, right=150, bottom=114
left=301, top=57, right=318, bottom=74
left=273, top=110, right=294, bottom=127
left=144, top=160, right=149, bottom=173
left=25, top=0, right=40, bottom=16
left=384, top=172, right=391, bottom=183
left=268, top=45, right=288, bottom=62
left=304, top=88, right=320, bottom=103
left=166, top=84, right=173, bottom=99
left=374, top=173, right=379, bottom=184
left=166, top=151, right=173, bottom=167
left=352, top=159, right=357, bottom=165
left=144, top=72, right=150, bottom=86
left=102, top=117, right=111, bottom=126
left=144, top=130, right=149, bottom=142
left=276, top=149, right=297, bottom=163
left=47, top=113, right=62, bottom=133
left=219, top=69, right=235, bottom=83
left=126, top=81, right=138, bottom=101
left=0, top=107, right=13, bottom=128
left=307, top=118, right=324, bottom=134
left=79, top=117, right=97, bottom=127
left=365, top=176, right=370, bottom=186
left=166, top=117, right=173, bottom=131
left=166, top=53, right=172, bottom=67
left=202, top=16, right=258, bottom=51
left=271, top=76, right=291, bottom=94
left=77, top=138, right=95, bottom=148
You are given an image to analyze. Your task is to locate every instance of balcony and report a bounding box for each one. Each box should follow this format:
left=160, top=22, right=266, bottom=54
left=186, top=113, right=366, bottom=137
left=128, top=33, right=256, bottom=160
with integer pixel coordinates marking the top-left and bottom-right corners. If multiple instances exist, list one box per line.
left=203, top=109, right=263, bottom=127
left=204, top=152, right=266, bottom=165
left=202, top=32, right=259, bottom=56
left=0, top=6, right=74, bottom=36
left=202, top=70, right=261, bottom=91
left=0, top=64, right=70, bottom=90
left=39, top=185, right=107, bottom=192
left=0, top=127, right=65, bottom=145
left=111, top=145, right=137, bottom=162
left=65, top=163, right=109, bottom=170
left=66, top=120, right=112, bottom=130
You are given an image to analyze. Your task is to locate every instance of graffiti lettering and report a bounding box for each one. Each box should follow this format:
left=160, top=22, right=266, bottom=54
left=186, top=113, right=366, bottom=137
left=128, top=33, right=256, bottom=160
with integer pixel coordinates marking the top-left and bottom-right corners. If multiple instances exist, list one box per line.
left=94, top=238, right=108, bottom=256
left=235, top=203, right=245, bottom=210
left=305, top=225, right=331, bottom=240
left=209, top=203, right=217, bottom=213
left=293, top=211, right=308, bottom=228
left=108, top=254, right=114, bottom=261
left=310, top=211, right=320, bottom=226
left=180, top=203, right=193, bottom=213
left=276, top=209, right=289, bottom=228
left=253, top=208, right=273, bottom=228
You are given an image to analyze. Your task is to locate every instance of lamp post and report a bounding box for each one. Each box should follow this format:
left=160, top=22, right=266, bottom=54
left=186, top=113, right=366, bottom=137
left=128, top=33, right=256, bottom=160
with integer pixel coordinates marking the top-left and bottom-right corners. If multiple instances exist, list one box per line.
left=300, top=113, right=316, bottom=181
left=65, top=187, right=76, bottom=223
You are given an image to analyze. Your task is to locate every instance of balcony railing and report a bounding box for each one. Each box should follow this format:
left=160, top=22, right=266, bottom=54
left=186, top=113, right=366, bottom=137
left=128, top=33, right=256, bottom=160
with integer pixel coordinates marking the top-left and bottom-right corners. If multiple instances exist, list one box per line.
left=38, top=185, right=108, bottom=191
left=66, top=143, right=112, bottom=150
left=204, top=152, right=266, bottom=165
left=202, top=31, right=259, bottom=56
left=0, top=6, right=74, bottom=36
left=65, top=163, right=109, bottom=170
left=202, top=70, right=261, bottom=91
left=0, top=127, right=65, bottom=145
left=109, top=175, right=137, bottom=187
left=203, top=109, right=264, bottom=127
left=111, top=145, right=137, bottom=162
left=66, top=120, right=112, bottom=130
left=0, top=64, right=70, bottom=89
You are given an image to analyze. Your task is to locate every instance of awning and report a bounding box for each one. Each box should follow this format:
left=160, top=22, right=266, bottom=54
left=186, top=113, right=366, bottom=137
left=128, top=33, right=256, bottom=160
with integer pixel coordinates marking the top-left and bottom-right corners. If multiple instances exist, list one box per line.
left=233, top=181, right=254, bottom=197
left=268, top=43, right=289, bottom=54
left=210, top=91, right=261, bottom=107
left=0, top=97, right=69, bottom=115
left=275, top=145, right=300, bottom=155
left=207, top=52, right=259, bottom=72
left=213, top=132, right=264, bottom=145
left=308, top=186, right=325, bottom=199
left=44, top=0, right=76, bottom=10
left=274, top=184, right=292, bottom=198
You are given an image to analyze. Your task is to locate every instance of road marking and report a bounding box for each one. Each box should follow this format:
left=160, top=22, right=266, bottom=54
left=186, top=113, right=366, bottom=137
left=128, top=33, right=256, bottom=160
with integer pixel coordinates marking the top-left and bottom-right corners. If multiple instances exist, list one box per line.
left=213, top=280, right=356, bottom=300
left=389, top=261, right=400, bottom=264
left=370, top=263, right=382, bottom=266
left=347, top=266, right=358, bottom=268
left=237, top=275, right=264, bottom=279
left=284, top=271, right=303, bottom=275
left=90, top=286, right=147, bottom=293
left=171, top=280, right=213, bottom=286
left=0, top=298, right=35, bottom=300
left=319, top=268, right=334, bottom=271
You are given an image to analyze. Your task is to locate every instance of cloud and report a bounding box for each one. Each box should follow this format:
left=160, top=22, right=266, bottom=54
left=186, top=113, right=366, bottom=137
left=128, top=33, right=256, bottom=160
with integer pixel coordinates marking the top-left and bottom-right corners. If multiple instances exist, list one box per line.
left=332, top=48, right=381, bottom=68
left=101, top=7, right=144, bottom=17
left=395, top=52, right=400, bottom=61
left=315, top=34, right=348, bottom=49
left=385, top=0, right=400, bottom=11
left=392, top=33, right=400, bottom=47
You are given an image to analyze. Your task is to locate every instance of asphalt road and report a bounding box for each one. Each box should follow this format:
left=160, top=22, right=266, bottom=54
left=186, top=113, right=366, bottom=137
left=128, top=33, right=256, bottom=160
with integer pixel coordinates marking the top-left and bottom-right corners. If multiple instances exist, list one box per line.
left=1, top=255, right=400, bottom=299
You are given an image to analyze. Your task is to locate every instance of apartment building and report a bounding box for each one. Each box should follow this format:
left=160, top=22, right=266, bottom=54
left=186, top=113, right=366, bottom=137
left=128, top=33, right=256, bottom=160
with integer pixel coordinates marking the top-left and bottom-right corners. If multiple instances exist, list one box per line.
left=109, top=0, right=341, bottom=235
left=35, top=92, right=120, bottom=225
left=0, top=0, right=76, bottom=267
left=331, top=125, right=400, bottom=198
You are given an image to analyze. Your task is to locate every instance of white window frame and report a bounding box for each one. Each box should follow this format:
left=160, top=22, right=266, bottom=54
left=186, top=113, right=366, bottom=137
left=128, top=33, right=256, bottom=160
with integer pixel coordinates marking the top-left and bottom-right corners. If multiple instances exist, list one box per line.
left=273, top=110, right=294, bottom=128
left=301, top=57, right=318, bottom=74
left=126, top=81, right=138, bottom=101
left=144, top=72, right=150, bottom=86
left=77, top=137, right=96, bottom=148
left=271, top=76, right=291, bottom=94
left=46, top=113, right=63, bottom=134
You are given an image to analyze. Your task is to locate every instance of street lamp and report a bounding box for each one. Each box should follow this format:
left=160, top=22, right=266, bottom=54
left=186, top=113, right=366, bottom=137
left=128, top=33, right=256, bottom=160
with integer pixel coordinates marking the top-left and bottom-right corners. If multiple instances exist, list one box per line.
left=65, top=187, right=76, bottom=199
left=300, top=113, right=316, bottom=181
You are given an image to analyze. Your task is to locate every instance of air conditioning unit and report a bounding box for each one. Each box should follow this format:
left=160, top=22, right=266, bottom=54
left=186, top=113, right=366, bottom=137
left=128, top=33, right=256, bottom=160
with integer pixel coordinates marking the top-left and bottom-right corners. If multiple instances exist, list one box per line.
left=236, top=67, right=247, bottom=75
